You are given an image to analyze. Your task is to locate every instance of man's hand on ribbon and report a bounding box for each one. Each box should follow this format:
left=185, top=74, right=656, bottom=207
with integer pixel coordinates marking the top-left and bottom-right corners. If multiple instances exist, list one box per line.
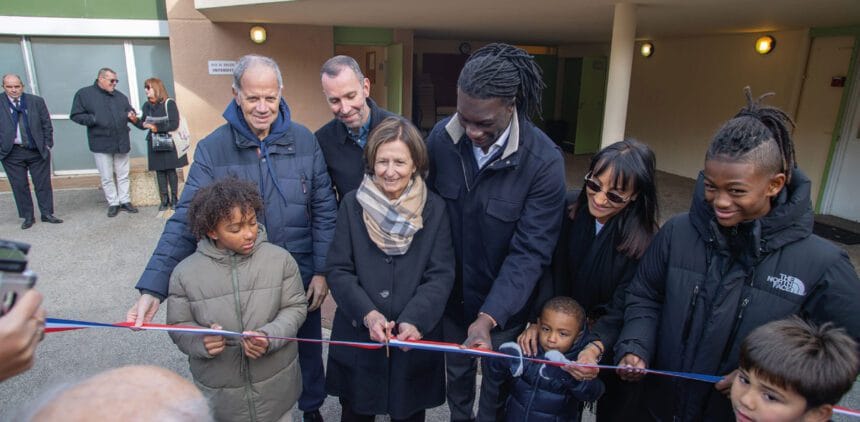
left=126, top=293, right=160, bottom=328
left=363, top=310, right=394, bottom=344
left=517, top=323, right=540, bottom=356
left=617, top=353, right=647, bottom=381
left=242, top=331, right=269, bottom=359
left=463, top=314, right=494, bottom=350
left=203, top=324, right=226, bottom=357
left=565, top=340, right=603, bottom=381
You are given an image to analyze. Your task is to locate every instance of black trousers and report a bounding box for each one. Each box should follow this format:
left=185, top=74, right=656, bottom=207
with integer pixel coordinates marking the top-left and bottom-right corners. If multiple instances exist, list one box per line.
left=1, top=145, right=53, bottom=219
left=443, top=313, right=523, bottom=422
left=155, top=169, right=178, bottom=200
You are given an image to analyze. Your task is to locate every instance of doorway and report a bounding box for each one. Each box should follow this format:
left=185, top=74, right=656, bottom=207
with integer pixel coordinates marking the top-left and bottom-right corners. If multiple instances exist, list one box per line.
left=821, top=48, right=860, bottom=222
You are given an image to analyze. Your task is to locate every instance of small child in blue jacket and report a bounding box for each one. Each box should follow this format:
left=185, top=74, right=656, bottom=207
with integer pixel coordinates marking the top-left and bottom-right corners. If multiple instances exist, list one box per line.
left=489, top=296, right=605, bottom=422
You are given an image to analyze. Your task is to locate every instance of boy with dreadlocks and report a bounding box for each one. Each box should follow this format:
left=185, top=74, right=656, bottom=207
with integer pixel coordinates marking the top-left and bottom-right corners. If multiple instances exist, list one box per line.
left=426, top=43, right=566, bottom=421
left=613, top=88, right=860, bottom=421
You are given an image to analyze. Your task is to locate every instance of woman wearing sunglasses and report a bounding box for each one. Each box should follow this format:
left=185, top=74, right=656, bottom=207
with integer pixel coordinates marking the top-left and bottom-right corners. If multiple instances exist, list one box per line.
left=518, top=138, right=658, bottom=421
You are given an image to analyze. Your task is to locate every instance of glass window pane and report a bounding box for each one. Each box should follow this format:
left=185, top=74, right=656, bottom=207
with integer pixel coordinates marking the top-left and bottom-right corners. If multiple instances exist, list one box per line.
left=0, top=36, right=28, bottom=93
left=132, top=39, right=175, bottom=97
left=50, top=120, right=97, bottom=172
left=30, top=37, right=130, bottom=115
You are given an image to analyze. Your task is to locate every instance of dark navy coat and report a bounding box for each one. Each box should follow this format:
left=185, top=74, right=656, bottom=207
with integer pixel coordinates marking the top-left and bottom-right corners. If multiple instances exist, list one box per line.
left=70, top=81, right=134, bottom=154
left=426, top=109, right=566, bottom=329
left=325, top=189, right=455, bottom=418
left=488, top=329, right=604, bottom=422
left=0, top=93, right=52, bottom=160
left=615, top=169, right=860, bottom=421
left=136, top=99, right=337, bottom=298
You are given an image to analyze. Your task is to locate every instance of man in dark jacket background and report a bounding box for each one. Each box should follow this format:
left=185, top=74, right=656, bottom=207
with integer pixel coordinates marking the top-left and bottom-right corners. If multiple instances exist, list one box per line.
left=315, top=55, right=395, bottom=200
left=1, top=74, right=62, bottom=229
left=70, top=67, right=138, bottom=217
left=127, top=54, right=337, bottom=422
left=426, top=43, right=566, bottom=422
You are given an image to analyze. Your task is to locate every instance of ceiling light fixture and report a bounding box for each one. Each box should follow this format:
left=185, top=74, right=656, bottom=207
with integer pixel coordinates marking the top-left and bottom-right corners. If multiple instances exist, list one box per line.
left=250, top=26, right=267, bottom=44
left=755, top=35, right=775, bottom=55
left=640, top=41, right=654, bottom=58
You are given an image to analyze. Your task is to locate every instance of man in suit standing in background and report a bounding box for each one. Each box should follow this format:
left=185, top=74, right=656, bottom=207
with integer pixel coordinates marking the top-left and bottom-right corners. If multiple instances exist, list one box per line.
left=0, top=73, right=62, bottom=229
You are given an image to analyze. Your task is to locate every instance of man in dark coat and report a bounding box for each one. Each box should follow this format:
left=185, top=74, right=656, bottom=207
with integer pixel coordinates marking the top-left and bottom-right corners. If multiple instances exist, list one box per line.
left=0, top=74, right=62, bottom=229
left=70, top=67, right=138, bottom=217
left=425, top=43, right=566, bottom=422
left=128, top=54, right=337, bottom=422
left=316, top=55, right=395, bottom=200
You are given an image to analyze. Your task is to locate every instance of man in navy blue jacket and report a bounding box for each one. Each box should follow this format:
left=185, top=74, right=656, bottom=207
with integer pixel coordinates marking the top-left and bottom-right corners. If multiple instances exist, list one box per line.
left=128, top=55, right=336, bottom=422
left=426, top=43, right=566, bottom=422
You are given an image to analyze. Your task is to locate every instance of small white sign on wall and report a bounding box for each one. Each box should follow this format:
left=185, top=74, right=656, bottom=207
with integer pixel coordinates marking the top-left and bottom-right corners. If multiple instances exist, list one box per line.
left=208, top=60, right=236, bottom=75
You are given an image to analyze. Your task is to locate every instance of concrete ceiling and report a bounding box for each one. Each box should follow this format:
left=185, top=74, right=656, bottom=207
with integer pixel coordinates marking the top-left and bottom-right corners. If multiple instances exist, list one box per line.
left=193, top=0, right=860, bottom=44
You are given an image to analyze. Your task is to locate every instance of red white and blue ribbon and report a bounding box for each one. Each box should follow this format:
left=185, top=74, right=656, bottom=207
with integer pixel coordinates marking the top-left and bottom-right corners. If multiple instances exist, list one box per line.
left=45, top=317, right=860, bottom=418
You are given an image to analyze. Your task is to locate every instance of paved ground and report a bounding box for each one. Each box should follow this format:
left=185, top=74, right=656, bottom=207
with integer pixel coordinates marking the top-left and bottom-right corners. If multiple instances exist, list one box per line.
left=0, top=153, right=857, bottom=421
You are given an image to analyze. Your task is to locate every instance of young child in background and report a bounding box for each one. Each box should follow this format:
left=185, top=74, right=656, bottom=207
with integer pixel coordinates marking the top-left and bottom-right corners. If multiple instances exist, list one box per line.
left=490, top=296, right=604, bottom=422
left=166, top=177, right=308, bottom=422
left=731, top=316, right=859, bottom=422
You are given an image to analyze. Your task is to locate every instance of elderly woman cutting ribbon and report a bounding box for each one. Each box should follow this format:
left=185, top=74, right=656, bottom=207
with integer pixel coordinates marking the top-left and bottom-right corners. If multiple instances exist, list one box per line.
left=325, top=116, right=455, bottom=422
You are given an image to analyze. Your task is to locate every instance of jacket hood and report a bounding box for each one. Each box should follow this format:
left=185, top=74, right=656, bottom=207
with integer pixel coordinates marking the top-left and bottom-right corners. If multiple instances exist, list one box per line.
left=196, top=225, right=269, bottom=263
left=222, top=98, right=292, bottom=146
left=689, top=168, right=814, bottom=253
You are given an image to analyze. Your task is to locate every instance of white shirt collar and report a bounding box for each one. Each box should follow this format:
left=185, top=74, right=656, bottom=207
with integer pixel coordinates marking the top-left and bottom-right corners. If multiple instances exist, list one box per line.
left=472, top=119, right=513, bottom=168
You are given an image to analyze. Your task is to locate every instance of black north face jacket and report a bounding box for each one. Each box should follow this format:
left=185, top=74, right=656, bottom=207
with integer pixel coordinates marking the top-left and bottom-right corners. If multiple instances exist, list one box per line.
left=614, top=169, right=860, bottom=421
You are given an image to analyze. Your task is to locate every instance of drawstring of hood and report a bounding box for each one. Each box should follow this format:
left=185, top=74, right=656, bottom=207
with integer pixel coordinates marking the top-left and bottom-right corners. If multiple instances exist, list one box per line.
left=222, top=99, right=293, bottom=205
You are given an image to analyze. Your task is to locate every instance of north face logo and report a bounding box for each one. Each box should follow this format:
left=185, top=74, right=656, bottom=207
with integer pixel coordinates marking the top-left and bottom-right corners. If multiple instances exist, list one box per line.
left=766, top=273, right=806, bottom=296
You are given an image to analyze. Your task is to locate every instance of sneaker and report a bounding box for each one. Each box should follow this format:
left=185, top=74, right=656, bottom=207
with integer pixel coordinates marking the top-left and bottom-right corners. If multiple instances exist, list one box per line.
left=303, top=410, right=323, bottom=422
left=107, top=205, right=119, bottom=217
left=120, top=202, right=139, bottom=213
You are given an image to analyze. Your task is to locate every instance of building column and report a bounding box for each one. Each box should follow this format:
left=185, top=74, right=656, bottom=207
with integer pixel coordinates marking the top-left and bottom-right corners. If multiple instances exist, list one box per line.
left=601, top=2, right=637, bottom=148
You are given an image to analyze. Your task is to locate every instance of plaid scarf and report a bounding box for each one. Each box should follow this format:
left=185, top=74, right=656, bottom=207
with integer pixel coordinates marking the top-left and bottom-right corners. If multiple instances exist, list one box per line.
left=356, top=174, right=427, bottom=256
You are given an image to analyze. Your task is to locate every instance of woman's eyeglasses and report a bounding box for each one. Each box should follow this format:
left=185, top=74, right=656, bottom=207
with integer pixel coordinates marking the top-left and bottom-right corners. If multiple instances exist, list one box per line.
left=584, top=172, right=632, bottom=205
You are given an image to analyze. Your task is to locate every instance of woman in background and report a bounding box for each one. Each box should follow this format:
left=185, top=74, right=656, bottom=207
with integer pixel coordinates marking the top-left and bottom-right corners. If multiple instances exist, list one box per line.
left=129, top=77, right=188, bottom=210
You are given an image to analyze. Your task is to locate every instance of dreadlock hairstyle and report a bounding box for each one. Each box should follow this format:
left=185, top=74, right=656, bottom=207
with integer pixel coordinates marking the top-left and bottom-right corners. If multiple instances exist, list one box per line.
left=187, top=177, right=264, bottom=240
left=706, top=86, right=796, bottom=184
left=457, top=43, right=546, bottom=120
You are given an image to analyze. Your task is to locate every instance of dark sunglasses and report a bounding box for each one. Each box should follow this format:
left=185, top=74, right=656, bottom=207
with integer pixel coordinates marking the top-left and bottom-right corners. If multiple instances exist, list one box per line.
left=584, top=172, right=631, bottom=205
left=102, top=77, right=119, bottom=84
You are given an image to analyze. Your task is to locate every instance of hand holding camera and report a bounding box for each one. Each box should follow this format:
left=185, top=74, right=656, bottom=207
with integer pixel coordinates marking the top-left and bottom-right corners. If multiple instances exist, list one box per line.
left=0, top=239, right=45, bottom=382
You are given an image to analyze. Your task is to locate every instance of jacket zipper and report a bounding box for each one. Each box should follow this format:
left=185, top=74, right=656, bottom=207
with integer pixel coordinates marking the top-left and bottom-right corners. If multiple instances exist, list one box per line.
left=301, top=173, right=311, bottom=223
left=457, top=153, right=471, bottom=193
left=718, top=296, right=750, bottom=369
left=230, top=255, right=257, bottom=422
left=680, top=284, right=701, bottom=343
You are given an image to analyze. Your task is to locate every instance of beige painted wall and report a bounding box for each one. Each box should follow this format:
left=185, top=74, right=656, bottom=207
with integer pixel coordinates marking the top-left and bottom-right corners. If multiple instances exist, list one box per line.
left=334, top=45, right=388, bottom=109
left=165, top=0, right=334, bottom=161
left=792, top=35, right=855, bottom=204
left=626, top=30, right=809, bottom=181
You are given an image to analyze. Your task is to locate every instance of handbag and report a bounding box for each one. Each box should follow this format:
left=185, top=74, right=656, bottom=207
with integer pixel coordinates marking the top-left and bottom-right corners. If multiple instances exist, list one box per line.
left=151, top=132, right=175, bottom=152
left=165, top=98, right=191, bottom=159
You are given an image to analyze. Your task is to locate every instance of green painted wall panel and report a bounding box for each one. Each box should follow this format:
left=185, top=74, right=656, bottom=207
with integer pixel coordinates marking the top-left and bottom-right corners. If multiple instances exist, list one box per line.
left=574, top=57, right=607, bottom=154
left=333, top=27, right=393, bottom=46
left=386, top=43, right=403, bottom=115
left=533, top=54, right=557, bottom=122
left=0, top=0, right=166, bottom=20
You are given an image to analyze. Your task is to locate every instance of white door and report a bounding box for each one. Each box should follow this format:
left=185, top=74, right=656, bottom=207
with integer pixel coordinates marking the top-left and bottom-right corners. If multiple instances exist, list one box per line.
left=822, top=52, right=860, bottom=222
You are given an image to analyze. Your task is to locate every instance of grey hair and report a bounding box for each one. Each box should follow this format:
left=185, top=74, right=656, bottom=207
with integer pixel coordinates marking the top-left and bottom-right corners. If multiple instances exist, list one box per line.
left=98, top=68, right=116, bottom=78
left=320, top=55, right=365, bottom=81
left=2, top=73, right=23, bottom=85
left=232, top=54, right=283, bottom=91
